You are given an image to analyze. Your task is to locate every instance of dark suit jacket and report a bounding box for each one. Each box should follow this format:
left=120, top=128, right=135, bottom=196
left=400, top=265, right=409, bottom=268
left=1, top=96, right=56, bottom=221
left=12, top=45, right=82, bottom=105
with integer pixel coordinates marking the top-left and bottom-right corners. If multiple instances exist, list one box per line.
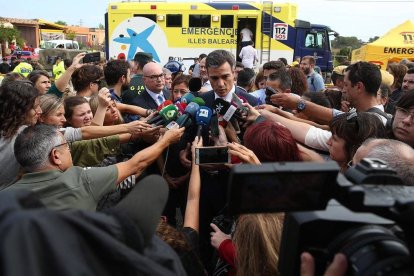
left=199, top=86, right=258, bottom=109
left=130, top=88, right=171, bottom=110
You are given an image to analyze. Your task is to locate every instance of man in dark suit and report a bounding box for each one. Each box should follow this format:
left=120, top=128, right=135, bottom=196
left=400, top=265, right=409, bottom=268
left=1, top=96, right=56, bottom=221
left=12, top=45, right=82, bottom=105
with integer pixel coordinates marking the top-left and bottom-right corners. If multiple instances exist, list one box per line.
left=130, top=62, right=170, bottom=110
left=196, top=50, right=258, bottom=272
left=199, top=50, right=258, bottom=108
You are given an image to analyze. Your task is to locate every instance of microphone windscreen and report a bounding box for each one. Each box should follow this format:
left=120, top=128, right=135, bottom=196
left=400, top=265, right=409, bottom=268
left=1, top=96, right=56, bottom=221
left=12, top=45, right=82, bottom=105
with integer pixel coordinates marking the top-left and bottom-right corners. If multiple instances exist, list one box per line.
left=196, top=106, right=212, bottom=126
left=157, top=100, right=173, bottom=111
left=181, top=93, right=195, bottom=104
left=184, top=102, right=200, bottom=117
left=174, top=102, right=186, bottom=115
left=159, top=105, right=179, bottom=123
left=189, top=77, right=202, bottom=92
left=176, top=114, right=193, bottom=128
left=193, top=97, right=206, bottom=106
left=214, top=98, right=231, bottom=115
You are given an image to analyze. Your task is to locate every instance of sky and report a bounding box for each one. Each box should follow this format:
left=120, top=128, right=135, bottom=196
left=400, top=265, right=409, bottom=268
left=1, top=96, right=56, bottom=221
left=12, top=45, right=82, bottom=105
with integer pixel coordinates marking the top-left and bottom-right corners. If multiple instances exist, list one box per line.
left=1, top=0, right=414, bottom=42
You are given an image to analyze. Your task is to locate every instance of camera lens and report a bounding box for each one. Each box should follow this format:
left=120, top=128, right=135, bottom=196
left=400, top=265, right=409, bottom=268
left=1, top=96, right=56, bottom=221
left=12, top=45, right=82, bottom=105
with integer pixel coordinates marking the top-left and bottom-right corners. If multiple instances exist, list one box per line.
left=327, top=225, right=413, bottom=276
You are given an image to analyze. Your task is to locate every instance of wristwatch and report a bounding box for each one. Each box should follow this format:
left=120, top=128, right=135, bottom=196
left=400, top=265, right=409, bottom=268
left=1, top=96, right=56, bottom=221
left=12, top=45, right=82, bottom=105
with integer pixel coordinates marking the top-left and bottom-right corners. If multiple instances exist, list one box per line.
left=297, top=100, right=306, bottom=112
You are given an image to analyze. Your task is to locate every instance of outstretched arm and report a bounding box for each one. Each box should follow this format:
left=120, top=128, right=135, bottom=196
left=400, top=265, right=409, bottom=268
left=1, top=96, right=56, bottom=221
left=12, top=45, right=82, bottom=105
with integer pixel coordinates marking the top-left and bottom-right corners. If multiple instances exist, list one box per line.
left=183, top=136, right=203, bottom=232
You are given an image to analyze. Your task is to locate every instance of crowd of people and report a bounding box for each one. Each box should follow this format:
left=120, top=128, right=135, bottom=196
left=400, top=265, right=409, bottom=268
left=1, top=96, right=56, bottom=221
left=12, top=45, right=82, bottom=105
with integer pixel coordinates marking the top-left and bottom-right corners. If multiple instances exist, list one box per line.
left=1, top=48, right=414, bottom=275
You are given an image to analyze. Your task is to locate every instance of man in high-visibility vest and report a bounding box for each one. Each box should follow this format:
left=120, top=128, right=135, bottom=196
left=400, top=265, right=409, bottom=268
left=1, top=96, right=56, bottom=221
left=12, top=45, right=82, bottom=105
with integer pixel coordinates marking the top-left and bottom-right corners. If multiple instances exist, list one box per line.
left=12, top=55, right=33, bottom=77
left=53, top=56, right=66, bottom=80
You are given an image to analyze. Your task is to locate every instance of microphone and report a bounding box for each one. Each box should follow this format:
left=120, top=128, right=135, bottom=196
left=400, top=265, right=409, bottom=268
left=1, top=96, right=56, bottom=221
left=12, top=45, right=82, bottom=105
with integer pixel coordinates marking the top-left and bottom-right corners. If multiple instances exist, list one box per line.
left=189, top=77, right=202, bottom=93
left=174, top=101, right=187, bottom=115
left=155, top=105, right=179, bottom=126
left=178, top=102, right=200, bottom=128
left=157, top=100, right=173, bottom=111
left=193, top=97, right=206, bottom=106
left=147, top=103, right=173, bottom=125
left=231, top=93, right=249, bottom=114
left=181, top=93, right=195, bottom=104
left=176, top=114, right=193, bottom=128
left=195, top=106, right=213, bottom=138
left=214, top=98, right=240, bottom=122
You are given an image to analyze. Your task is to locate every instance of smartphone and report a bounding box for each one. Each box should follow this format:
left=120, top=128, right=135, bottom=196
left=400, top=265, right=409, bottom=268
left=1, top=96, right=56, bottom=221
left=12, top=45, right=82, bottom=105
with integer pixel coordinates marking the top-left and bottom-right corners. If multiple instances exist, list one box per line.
left=265, top=87, right=278, bottom=105
left=83, top=52, right=101, bottom=63
left=166, top=121, right=179, bottom=130
left=195, top=146, right=230, bottom=165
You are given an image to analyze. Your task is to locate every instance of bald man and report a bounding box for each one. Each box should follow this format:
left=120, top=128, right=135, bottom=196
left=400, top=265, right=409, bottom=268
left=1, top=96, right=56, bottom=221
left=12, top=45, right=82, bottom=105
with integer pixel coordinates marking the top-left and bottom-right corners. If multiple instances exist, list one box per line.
left=130, top=62, right=170, bottom=110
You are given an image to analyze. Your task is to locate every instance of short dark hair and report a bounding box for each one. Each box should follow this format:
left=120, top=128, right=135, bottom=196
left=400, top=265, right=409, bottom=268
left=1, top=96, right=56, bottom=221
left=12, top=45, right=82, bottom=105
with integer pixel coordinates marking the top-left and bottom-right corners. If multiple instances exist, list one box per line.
left=104, top=60, right=130, bottom=86
left=72, top=65, right=103, bottom=92
left=406, top=68, right=414, bottom=75
left=262, top=60, right=285, bottom=71
left=395, top=90, right=414, bottom=112
left=237, top=68, right=256, bottom=88
left=206, top=50, right=235, bottom=70
left=302, top=92, right=331, bottom=108
left=345, top=61, right=381, bottom=96
left=302, top=56, right=316, bottom=65
left=236, top=61, right=244, bottom=69
left=278, top=57, right=288, bottom=66
left=268, top=69, right=292, bottom=90
left=330, top=112, right=387, bottom=162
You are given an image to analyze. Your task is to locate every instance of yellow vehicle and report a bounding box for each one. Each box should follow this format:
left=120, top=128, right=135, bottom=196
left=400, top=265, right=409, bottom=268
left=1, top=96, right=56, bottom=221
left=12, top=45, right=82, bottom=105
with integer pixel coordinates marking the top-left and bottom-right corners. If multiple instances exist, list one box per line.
left=106, top=1, right=336, bottom=71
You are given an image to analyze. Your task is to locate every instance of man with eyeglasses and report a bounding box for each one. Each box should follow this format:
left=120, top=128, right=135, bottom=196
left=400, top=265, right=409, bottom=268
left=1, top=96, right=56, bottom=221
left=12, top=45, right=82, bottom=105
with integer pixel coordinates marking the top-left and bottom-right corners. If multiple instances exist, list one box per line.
left=4, top=124, right=184, bottom=211
left=130, top=62, right=170, bottom=110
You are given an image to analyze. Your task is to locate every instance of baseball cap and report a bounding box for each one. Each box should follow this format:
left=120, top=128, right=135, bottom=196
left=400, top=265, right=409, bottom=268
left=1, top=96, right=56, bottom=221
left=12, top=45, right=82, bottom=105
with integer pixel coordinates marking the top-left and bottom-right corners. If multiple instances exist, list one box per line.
left=290, top=61, right=299, bottom=67
left=117, top=53, right=126, bottom=60
left=332, top=65, right=347, bottom=76
left=133, top=52, right=153, bottom=63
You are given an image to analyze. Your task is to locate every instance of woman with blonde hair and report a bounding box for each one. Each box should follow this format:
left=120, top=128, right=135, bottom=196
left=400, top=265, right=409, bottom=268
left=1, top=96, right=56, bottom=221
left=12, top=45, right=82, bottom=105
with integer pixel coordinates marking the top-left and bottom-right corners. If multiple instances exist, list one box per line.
left=233, top=213, right=284, bottom=276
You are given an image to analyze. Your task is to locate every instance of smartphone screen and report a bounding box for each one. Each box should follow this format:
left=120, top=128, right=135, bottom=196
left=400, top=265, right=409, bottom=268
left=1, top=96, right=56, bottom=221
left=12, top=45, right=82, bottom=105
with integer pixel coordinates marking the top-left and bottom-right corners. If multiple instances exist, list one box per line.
left=83, top=52, right=101, bottom=63
left=195, top=146, right=230, bottom=165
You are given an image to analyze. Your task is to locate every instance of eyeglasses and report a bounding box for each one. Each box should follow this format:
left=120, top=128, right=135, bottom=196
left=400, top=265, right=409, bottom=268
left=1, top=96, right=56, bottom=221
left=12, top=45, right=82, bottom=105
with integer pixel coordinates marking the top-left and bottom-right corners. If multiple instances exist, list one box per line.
left=52, top=142, right=71, bottom=152
left=91, top=79, right=103, bottom=85
left=144, top=73, right=164, bottom=81
left=395, top=106, right=414, bottom=123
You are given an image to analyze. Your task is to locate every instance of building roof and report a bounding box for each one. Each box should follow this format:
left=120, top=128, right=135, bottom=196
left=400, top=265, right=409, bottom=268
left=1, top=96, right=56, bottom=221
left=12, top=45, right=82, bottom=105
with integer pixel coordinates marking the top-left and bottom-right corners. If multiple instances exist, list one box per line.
left=0, top=17, right=38, bottom=25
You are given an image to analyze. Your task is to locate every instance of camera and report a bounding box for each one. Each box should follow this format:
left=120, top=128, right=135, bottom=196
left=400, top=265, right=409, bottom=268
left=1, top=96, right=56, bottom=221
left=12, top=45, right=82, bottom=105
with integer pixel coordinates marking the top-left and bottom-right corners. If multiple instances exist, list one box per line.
left=228, top=159, right=414, bottom=275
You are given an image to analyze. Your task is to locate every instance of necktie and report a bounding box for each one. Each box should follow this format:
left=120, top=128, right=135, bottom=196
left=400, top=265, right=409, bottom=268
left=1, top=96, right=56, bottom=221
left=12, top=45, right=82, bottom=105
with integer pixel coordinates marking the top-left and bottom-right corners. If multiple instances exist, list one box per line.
left=157, top=95, right=165, bottom=105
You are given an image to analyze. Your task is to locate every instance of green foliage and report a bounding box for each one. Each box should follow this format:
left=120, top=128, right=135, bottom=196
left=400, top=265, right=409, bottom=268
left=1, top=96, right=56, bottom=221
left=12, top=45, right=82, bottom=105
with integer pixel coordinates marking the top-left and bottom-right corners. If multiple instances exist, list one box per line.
left=331, top=36, right=363, bottom=50
left=0, top=24, right=21, bottom=43
left=55, top=20, right=67, bottom=26
left=368, top=36, right=379, bottom=43
left=98, top=23, right=104, bottom=30
left=65, top=30, right=76, bottom=41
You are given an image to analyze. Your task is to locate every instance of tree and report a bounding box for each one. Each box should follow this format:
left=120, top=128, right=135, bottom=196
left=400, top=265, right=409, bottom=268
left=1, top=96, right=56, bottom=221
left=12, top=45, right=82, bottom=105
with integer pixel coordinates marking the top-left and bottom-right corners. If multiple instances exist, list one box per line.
left=98, top=23, right=104, bottom=30
left=55, top=20, right=67, bottom=26
left=0, top=24, right=22, bottom=55
left=65, top=30, right=76, bottom=41
left=368, top=36, right=379, bottom=43
left=331, top=36, right=363, bottom=50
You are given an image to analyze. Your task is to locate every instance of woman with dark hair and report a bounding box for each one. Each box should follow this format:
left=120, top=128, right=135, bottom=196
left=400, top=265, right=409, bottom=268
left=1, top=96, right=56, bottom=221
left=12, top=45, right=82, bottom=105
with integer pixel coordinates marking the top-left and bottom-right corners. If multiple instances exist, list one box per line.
left=71, top=64, right=104, bottom=98
left=328, top=112, right=387, bottom=170
left=385, top=63, right=407, bottom=113
left=170, top=74, right=191, bottom=102
left=288, top=67, right=308, bottom=96
left=27, top=70, right=51, bottom=94
left=0, top=80, right=41, bottom=189
left=64, top=96, right=94, bottom=127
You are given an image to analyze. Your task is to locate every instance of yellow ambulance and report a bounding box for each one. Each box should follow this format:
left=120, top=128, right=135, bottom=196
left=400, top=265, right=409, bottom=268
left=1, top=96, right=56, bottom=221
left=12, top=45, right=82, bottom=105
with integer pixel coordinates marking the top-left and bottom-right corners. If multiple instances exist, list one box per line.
left=106, top=1, right=336, bottom=71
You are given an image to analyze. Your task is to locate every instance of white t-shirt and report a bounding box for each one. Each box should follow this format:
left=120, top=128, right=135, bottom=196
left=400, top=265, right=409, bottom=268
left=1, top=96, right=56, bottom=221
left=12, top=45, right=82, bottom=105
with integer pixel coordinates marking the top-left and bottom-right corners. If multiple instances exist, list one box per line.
left=240, top=28, right=253, bottom=42
left=239, top=45, right=258, bottom=69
